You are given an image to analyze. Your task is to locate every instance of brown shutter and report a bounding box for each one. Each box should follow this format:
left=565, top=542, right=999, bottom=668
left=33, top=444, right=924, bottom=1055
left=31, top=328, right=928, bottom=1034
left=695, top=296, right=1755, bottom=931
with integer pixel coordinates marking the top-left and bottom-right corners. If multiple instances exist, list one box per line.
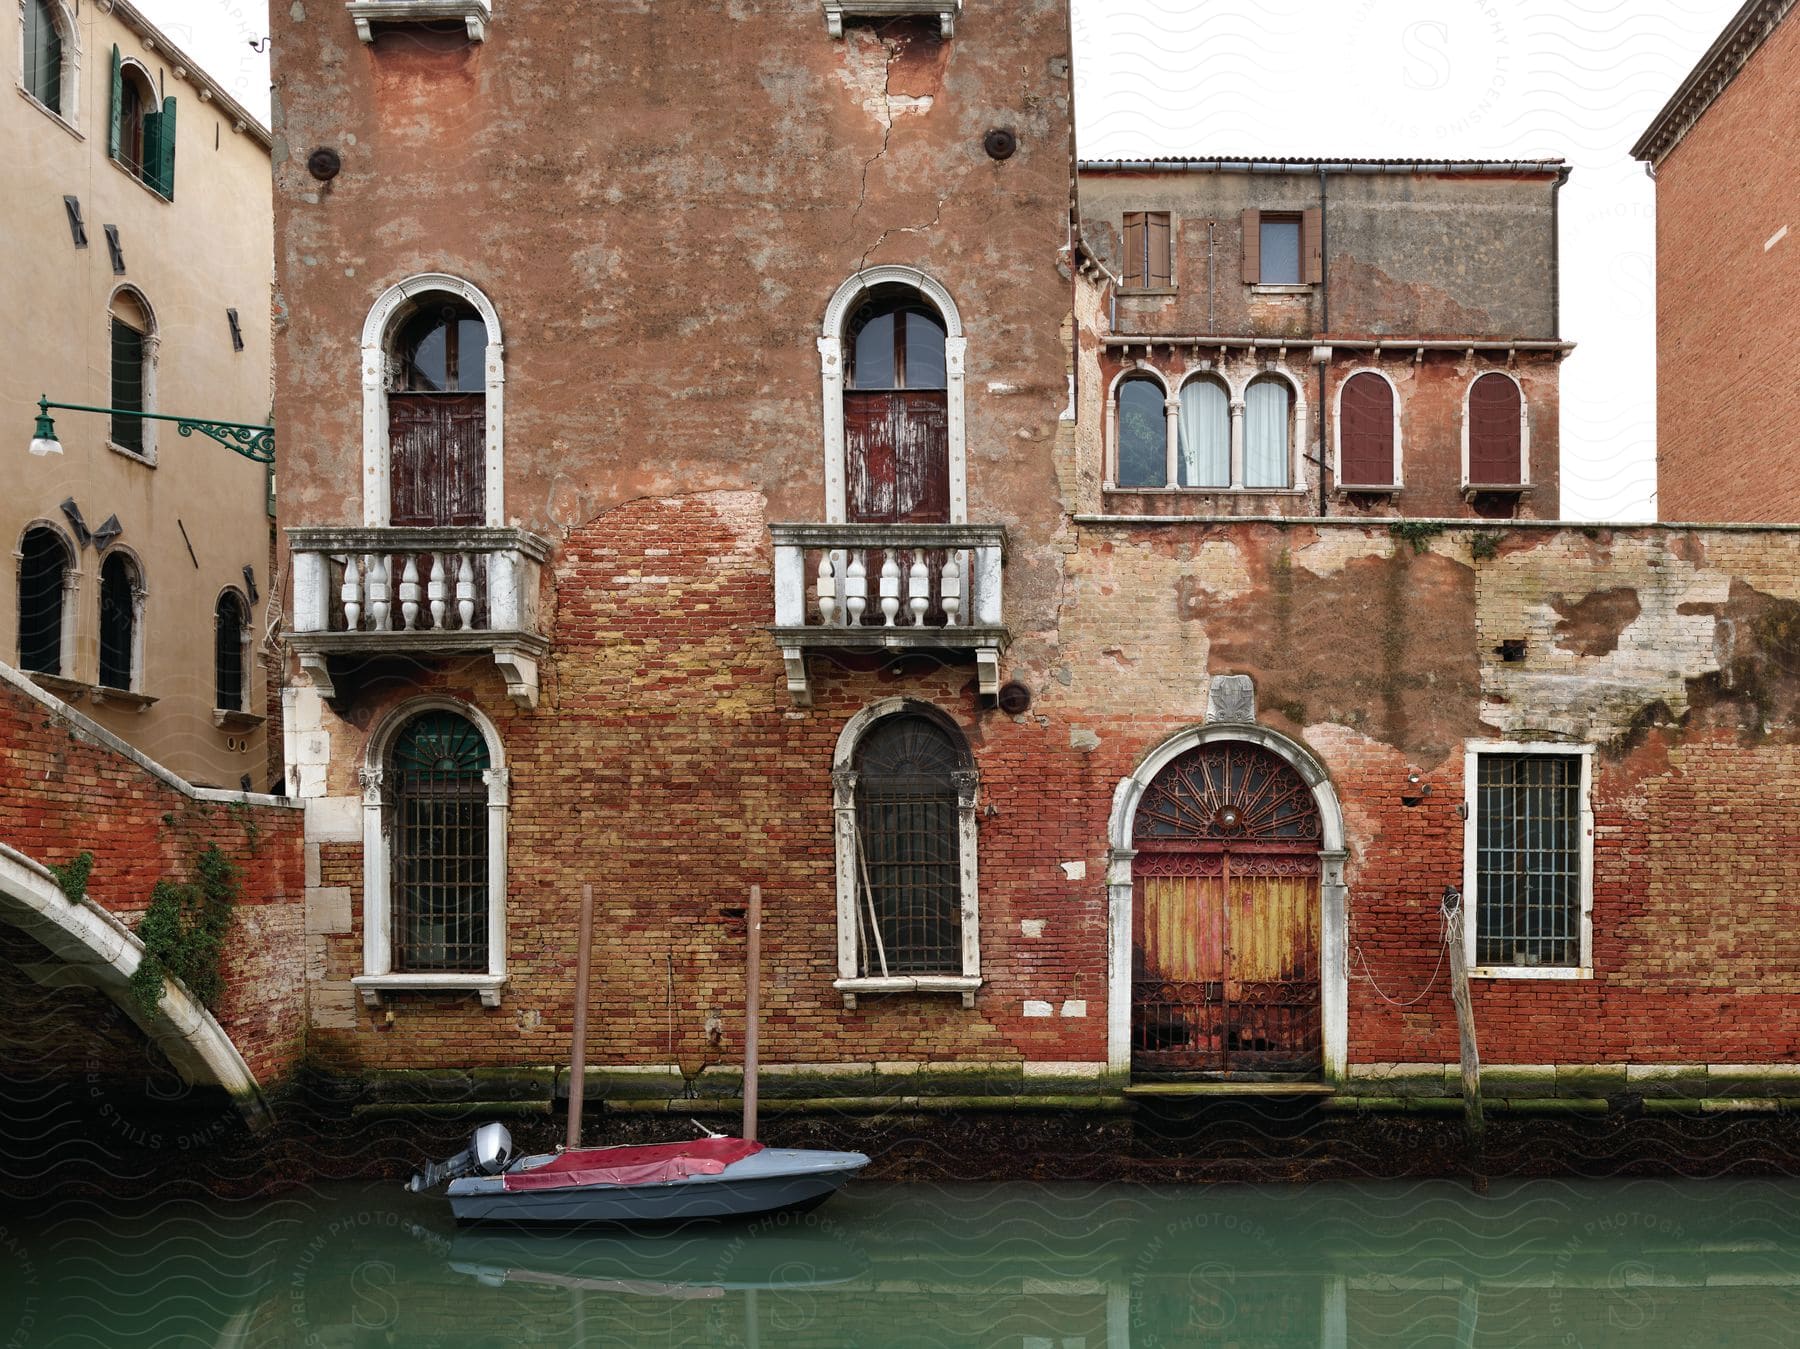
left=1302, top=206, right=1323, bottom=284
left=1148, top=212, right=1172, bottom=287
left=1467, top=374, right=1523, bottom=485
left=1338, top=372, right=1394, bottom=486
left=389, top=391, right=485, bottom=526
left=1241, top=208, right=1260, bottom=284
left=1122, top=211, right=1145, bottom=288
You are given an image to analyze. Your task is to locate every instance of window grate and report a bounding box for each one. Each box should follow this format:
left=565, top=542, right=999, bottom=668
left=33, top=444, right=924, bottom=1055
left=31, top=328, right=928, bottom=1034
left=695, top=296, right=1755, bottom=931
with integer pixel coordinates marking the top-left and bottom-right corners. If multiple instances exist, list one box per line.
left=854, top=715, right=963, bottom=975
left=390, top=712, right=490, bottom=973
left=1475, top=754, right=1580, bottom=967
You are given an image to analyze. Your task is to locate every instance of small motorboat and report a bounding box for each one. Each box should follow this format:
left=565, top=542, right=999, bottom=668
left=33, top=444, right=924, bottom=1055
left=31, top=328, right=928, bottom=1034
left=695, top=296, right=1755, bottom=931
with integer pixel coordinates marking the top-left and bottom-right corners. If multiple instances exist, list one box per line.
left=408, top=1122, right=869, bottom=1226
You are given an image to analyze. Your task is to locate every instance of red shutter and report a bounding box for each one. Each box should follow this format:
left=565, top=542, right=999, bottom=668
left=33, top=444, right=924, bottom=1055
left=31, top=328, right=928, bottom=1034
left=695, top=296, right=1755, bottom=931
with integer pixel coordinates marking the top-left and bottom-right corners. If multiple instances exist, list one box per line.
left=1467, top=374, right=1523, bottom=485
left=1338, top=372, right=1394, bottom=486
left=1122, top=212, right=1145, bottom=288
left=1148, top=212, right=1172, bottom=287
left=1302, top=206, right=1323, bottom=284
left=1240, top=208, right=1260, bottom=284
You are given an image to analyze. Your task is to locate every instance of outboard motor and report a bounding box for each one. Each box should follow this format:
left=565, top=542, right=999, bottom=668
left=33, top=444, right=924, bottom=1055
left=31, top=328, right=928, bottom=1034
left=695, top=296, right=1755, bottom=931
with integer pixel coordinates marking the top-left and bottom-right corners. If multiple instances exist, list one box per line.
left=405, top=1122, right=515, bottom=1193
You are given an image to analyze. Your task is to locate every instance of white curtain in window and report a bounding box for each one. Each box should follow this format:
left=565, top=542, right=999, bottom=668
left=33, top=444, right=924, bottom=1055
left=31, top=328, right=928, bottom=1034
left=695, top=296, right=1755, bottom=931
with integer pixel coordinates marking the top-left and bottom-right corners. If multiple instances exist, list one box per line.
left=1245, top=380, right=1290, bottom=488
left=1177, top=379, right=1230, bottom=487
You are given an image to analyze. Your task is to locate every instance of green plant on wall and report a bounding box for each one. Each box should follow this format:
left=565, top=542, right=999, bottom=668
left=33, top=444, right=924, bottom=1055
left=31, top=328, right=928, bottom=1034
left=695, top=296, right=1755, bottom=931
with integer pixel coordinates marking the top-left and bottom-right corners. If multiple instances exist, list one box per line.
left=1389, top=521, right=1446, bottom=555
left=47, top=851, right=93, bottom=903
left=129, top=844, right=239, bottom=1018
left=1469, top=531, right=1502, bottom=562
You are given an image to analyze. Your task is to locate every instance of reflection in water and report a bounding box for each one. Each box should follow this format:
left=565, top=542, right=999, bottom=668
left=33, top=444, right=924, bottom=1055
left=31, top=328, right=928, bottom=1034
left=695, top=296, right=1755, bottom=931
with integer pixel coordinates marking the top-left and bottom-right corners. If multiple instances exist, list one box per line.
left=3, top=1177, right=1800, bottom=1346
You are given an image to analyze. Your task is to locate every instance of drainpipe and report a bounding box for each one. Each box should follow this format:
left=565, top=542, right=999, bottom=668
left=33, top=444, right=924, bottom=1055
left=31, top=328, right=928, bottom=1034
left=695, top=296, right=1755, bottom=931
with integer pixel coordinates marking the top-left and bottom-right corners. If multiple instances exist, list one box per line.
left=1317, top=166, right=1329, bottom=518
left=1550, top=165, right=1571, bottom=341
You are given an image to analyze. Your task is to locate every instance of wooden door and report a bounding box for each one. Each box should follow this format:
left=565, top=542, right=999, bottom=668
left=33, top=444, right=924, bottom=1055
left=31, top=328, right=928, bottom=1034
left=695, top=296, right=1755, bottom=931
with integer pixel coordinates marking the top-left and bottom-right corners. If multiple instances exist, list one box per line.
left=389, top=391, right=485, bottom=526
left=845, top=390, right=949, bottom=524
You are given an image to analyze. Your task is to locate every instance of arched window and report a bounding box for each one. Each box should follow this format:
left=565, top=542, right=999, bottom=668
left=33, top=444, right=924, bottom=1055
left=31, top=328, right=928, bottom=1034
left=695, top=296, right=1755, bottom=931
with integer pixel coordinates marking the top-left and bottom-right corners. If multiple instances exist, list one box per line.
left=1244, top=377, right=1291, bottom=489
left=110, top=50, right=174, bottom=197
left=361, top=275, right=504, bottom=527
left=1177, top=377, right=1230, bottom=488
left=388, top=299, right=487, bottom=526
left=1115, top=375, right=1168, bottom=488
left=1466, top=372, right=1526, bottom=487
left=356, top=701, right=509, bottom=1005
left=97, top=551, right=141, bottom=691
left=1337, top=371, right=1397, bottom=488
left=389, top=711, right=491, bottom=972
left=214, top=590, right=249, bottom=712
left=832, top=700, right=981, bottom=1005
left=110, top=288, right=154, bottom=458
left=844, top=289, right=950, bottom=523
left=24, top=0, right=69, bottom=114
left=17, top=526, right=72, bottom=676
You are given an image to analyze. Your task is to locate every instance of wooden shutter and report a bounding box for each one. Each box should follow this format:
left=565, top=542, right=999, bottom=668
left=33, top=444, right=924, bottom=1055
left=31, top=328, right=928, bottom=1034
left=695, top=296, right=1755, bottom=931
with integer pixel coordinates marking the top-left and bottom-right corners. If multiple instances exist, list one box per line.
left=1122, top=212, right=1146, bottom=288
left=108, top=45, right=122, bottom=161
left=1338, top=373, right=1394, bottom=486
left=1468, top=374, right=1523, bottom=485
left=1148, top=212, right=1172, bottom=288
left=152, top=96, right=177, bottom=198
left=1302, top=206, right=1323, bottom=284
left=104, top=224, right=124, bottom=274
left=1240, top=208, right=1260, bottom=284
left=62, top=196, right=86, bottom=248
left=844, top=391, right=950, bottom=524
left=389, top=392, right=485, bottom=526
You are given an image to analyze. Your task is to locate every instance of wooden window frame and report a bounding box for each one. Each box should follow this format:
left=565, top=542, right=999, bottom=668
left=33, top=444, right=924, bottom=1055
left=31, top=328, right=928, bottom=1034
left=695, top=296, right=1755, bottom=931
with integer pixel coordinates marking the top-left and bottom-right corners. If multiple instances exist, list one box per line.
left=1241, top=207, right=1323, bottom=288
left=830, top=697, right=982, bottom=1009
left=1462, top=742, right=1594, bottom=980
left=1120, top=210, right=1173, bottom=292
left=1104, top=362, right=1312, bottom=496
left=354, top=697, right=509, bottom=1007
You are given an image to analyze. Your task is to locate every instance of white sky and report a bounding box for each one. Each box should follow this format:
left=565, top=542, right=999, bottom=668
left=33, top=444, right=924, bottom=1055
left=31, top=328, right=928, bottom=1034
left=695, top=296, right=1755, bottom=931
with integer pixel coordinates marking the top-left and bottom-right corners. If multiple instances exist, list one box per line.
left=136, top=0, right=1739, bottom=521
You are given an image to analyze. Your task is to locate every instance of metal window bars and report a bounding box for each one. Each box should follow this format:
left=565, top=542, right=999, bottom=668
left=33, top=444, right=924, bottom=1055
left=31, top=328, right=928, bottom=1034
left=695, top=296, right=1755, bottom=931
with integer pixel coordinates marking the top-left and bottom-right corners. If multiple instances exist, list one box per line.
left=390, top=712, right=490, bottom=973
left=1475, top=754, right=1580, bottom=967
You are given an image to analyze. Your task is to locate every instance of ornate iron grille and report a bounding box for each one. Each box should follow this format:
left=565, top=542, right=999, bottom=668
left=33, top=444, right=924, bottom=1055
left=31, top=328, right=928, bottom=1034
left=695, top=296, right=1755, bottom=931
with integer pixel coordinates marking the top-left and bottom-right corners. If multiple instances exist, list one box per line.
left=1475, top=753, right=1580, bottom=967
left=854, top=714, right=964, bottom=975
left=1135, top=741, right=1322, bottom=849
left=390, top=711, right=489, bottom=973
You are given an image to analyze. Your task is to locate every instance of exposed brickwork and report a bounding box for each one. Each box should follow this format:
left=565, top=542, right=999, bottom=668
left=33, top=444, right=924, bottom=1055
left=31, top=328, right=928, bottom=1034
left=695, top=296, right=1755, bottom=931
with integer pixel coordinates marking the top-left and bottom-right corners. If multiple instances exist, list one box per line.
left=0, top=675, right=305, bottom=1084
left=1651, top=12, right=1800, bottom=522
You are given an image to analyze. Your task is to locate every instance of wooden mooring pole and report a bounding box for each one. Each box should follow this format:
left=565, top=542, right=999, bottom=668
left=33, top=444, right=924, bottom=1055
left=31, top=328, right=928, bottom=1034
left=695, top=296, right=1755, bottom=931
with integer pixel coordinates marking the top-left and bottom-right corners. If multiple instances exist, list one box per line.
left=566, top=882, right=595, bottom=1150
left=1443, top=885, right=1485, bottom=1152
left=743, top=885, right=761, bottom=1142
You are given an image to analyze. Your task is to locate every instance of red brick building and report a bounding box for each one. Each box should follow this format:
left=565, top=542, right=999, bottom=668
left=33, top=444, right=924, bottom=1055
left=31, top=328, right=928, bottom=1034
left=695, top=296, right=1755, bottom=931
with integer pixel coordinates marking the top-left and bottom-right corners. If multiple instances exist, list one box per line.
left=182, top=0, right=1800, bottom=1116
left=1633, top=0, right=1800, bottom=523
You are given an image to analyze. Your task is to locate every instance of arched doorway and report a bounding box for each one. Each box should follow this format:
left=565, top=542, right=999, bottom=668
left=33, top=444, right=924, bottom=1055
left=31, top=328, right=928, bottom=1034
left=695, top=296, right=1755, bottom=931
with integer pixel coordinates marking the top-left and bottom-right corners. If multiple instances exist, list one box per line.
left=1130, top=740, right=1325, bottom=1078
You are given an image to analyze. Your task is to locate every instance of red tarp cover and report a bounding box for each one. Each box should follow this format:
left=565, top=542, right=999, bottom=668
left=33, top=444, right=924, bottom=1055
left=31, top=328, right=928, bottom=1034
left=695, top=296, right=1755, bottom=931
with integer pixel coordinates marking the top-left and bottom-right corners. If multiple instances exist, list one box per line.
left=501, top=1137, right=764, bottom=1191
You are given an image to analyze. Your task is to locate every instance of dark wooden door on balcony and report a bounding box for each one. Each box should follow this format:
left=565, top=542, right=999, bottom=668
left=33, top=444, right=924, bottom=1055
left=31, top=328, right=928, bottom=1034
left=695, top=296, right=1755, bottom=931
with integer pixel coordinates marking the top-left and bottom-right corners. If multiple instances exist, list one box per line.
left=844, top=296, right=949, bottom=525
left=1131, top=742, right=1324, bottom=1078
left=389, top=301, right=486, bottom=527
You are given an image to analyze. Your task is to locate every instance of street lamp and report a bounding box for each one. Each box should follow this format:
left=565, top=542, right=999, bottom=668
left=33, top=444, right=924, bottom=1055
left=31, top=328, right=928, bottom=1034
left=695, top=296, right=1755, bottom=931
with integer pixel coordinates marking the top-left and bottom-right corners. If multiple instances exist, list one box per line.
left=26, top=396, right=275, bottom=464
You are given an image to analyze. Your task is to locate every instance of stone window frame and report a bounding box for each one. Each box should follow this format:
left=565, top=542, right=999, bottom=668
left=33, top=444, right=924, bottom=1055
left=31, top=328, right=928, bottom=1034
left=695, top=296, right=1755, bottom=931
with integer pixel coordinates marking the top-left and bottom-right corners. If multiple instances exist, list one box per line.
left=830, top=696, right=982, bottom=1009
left=353, top=696, right=510, bottom=1007
left=95, top=542, right=147, bottom=694
left=1104, top=358, right=1310, bottom=495
left=360, top=272, right=506, bottom=527
left=107, top=283, right=160, bottom=465
left=819, top=265, right=967, bottom=525
left=14, top=518, right=79, bottom=677
left=17, top=0, right=81, bottom=136
left=1460, top=368, right=1531, bottom=490
left=1332, top=365, right=1404, bottom=490
left=347, top=0, right=491, bottom=43
left=1461, top=740, right=1594, bottom=981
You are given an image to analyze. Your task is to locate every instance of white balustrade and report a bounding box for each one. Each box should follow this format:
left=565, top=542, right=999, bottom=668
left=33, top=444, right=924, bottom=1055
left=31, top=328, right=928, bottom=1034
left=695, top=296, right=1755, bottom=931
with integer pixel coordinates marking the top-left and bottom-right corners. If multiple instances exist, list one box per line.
left=769, top=524, right=1005, bottom=634
left=288, top=530, right=547, bottom=639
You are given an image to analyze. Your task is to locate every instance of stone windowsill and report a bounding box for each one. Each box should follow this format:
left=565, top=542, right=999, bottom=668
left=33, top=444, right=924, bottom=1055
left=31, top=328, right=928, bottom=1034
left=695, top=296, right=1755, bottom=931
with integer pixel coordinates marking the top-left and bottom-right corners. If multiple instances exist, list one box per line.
left=91, top=685, right=158, bottom=712
left=1102, top=485, right=1311, bottom=498
left=109, top=152, right=173, bottom=204
left=27, top=673, right=91, bottom=702
left=107, top=440, right=156, bottom=467
left=17, top=84, right=83, bottom=141
left=833, top=974, right=982, bottom=1010
left=213, top=709, right=266, bottom=731
left=353, top=973, right=505, bottom=1007
left=1118, top=286, right=1178, bottom=298
left=1469, top=965, right=1590, bottom=981
left=1464, top=483, right=1531, bottom=497
left=347, top=0, right=491, bottom=42
left=1251, top=283, right=1313, bottom=295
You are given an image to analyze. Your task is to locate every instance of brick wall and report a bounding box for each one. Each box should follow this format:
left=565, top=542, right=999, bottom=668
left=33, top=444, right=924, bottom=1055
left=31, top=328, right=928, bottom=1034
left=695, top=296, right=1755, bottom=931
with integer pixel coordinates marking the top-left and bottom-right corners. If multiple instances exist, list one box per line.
left=1654, top=14, right=1800, bottom=522
left=0, top=668, right=306, bottom=1085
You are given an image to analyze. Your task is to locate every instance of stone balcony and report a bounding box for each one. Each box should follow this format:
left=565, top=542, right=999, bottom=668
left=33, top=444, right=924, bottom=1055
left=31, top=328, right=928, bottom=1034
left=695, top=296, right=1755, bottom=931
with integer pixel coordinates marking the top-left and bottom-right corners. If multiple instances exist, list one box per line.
left=287, top=526, right=552, bottom=708
left=770, top=521, right=1007, bottom=706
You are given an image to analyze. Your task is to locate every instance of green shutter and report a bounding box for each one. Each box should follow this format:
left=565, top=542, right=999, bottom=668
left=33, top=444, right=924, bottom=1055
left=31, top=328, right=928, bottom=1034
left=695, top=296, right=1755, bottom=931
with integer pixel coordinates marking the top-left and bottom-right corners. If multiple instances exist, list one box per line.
left=141, top=108, right=162, bottom=186
left=108, top=45, right=122, bottom=160
left=153, top=97, right=177, bottom=198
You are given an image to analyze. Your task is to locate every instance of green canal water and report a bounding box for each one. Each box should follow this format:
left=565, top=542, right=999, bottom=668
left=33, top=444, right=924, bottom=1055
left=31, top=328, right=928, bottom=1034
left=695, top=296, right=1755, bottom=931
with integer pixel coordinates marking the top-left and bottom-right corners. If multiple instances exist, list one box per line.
left=3, top=1176, right=1798, bottom=1346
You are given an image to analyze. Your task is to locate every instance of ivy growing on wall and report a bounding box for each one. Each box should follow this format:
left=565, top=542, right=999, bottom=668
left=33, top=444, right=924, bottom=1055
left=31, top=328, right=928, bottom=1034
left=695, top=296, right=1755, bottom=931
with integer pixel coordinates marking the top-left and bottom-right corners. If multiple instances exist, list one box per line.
left=46, top=851, right=93, bottom=903
left=129, top=844, right=239, bottom=1018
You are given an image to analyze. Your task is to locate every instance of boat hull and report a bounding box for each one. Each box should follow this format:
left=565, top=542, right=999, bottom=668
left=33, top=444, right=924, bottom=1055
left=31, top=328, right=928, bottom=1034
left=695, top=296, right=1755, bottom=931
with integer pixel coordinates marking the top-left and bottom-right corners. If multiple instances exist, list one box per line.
left=446, top=1147, right=867, bottom=1227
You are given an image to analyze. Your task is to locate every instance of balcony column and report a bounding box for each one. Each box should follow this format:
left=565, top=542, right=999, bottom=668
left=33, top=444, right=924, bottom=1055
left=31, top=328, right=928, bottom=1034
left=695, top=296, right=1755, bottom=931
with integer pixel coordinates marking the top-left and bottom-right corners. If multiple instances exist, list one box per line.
left=1165, top=396, right=1180, bottom=489
left=1229, top=399, right=1246, bottom=489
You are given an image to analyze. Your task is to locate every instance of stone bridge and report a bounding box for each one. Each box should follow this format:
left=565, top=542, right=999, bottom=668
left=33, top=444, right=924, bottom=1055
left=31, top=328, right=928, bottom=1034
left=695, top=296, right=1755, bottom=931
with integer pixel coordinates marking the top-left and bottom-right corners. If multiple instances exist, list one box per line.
left=0, top=663, right=305, bottom=1127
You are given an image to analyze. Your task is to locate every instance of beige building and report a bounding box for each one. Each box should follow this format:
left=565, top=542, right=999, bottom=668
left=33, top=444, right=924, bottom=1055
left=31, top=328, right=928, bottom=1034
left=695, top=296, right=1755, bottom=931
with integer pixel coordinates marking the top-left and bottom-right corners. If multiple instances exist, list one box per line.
left=6, top=0, right=274, bottom=788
